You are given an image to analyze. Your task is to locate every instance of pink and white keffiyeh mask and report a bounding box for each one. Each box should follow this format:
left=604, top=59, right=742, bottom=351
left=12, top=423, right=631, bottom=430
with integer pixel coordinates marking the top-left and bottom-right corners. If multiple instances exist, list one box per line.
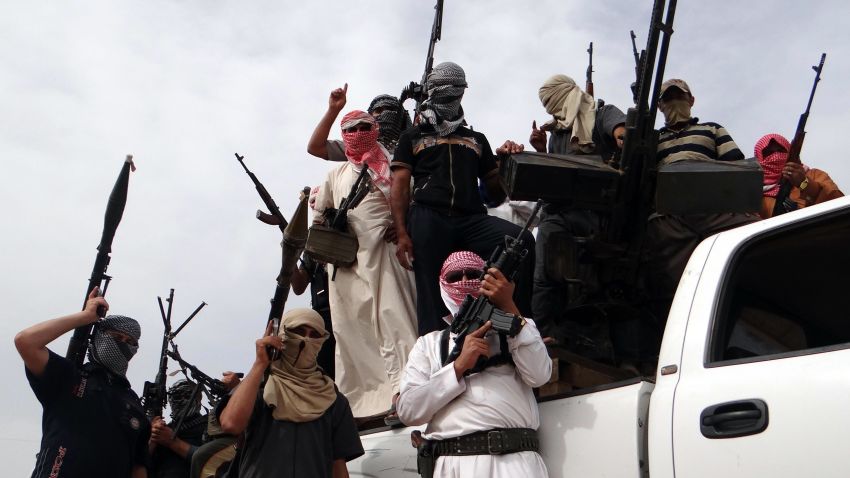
left=439, top=251, right=485, bottom=320
left=754, top=133, right=792, bottom=198
left=341, top=110, right=391, bottom=198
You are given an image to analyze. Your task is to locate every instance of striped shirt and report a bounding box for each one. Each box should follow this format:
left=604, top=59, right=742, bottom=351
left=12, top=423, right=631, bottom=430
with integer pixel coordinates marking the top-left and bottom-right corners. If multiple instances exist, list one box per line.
left=656, top=117, right=744, bottom=166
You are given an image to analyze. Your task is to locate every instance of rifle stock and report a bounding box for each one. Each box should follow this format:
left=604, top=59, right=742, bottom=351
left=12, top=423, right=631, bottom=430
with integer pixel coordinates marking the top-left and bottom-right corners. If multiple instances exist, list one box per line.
left=586, top=42, right=594, bottom=98
left=66, top=155, right=135, bottom=366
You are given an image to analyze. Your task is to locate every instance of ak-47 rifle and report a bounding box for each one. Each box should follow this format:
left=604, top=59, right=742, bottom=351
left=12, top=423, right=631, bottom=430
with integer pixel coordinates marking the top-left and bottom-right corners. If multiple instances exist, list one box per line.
left=235, top=153, right=288, bottom=231
left=400, top=0, right=444, bottom=115
left=630, top=30, right=642, bottom=104
left=444, top=202, right=542, bottom=375
left=324, top=165, right=372, bottom=232
left=772, top=53, right=827, bottom=217
left=66, top=155, right=135, bottom=366
left=586, top=42, right=595, bottom=98
left=609, top=0, right=678, bottom=247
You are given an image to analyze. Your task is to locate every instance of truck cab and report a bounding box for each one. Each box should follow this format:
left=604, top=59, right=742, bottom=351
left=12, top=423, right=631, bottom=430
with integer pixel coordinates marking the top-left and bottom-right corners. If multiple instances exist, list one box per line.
left=348, top=196, right=850, bottom=477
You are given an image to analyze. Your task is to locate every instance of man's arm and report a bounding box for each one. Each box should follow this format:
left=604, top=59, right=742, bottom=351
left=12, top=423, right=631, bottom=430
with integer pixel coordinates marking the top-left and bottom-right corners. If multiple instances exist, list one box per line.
left=149, top=416, right=194, bottom=459
left=332, top=459, right=350, bottom=478
left=391, top=167, right=414, bottom=270
left=291, top=258, right=312, bottom=296
left=396, top=337, right=469, bottom=426
left=308, top=84, right=348, bottom=160
left=480, top=268, right=551, bottom=387
left=14, top=288, right=106, bottom=377
left=219, top=322, right=283, bottom=435
left=713, top=124, right=745, bottom=161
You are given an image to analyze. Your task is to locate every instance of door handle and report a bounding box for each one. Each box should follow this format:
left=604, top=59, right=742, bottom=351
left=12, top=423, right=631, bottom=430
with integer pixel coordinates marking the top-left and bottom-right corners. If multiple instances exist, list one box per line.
left=700, top=399, right=769, bottom=439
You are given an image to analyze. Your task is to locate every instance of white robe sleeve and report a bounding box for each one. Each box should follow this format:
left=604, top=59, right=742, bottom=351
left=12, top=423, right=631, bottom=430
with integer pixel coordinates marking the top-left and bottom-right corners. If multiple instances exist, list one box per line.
left=507, top=318, right=552, bottom=388
left=313, top=169, right=337, bottom=225
left=397, top=336, right=467, bottom=426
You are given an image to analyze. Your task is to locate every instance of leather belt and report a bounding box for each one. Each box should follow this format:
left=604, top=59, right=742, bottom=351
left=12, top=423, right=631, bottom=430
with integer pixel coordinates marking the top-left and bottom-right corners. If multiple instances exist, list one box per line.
left=433, top=428, right=539, bottom=457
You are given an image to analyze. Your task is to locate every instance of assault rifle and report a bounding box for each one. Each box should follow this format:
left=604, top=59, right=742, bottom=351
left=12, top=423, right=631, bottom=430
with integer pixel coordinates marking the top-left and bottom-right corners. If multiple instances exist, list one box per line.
left=400, top=0, right=444, bottom=115
left=444, top=202, right=542, bottom=375
left=66, top=155, right=135, bottom=366
left=142, top=290, right=207, bottom=418
left=166, top=349, right=233, bottom=397
left=324, top=165, right=372, bottom=232
left=143, top=289, right=174, bottom=419
left=586, top=42, right=595, bottom=98
left=235, top=153, right=288, bottom=231
left=772, top=53, right=827, bottom=217
left=630, top=30, right=642, bottom=104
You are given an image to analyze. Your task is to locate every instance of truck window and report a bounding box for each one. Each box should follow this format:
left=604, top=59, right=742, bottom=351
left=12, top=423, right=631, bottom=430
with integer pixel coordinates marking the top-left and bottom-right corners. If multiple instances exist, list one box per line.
left=708, top=212, right=850, bottom=365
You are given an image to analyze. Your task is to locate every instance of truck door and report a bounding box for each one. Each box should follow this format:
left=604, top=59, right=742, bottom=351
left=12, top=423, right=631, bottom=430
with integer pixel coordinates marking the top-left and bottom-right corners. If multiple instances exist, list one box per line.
left=671, top=200, right=850, bottom=478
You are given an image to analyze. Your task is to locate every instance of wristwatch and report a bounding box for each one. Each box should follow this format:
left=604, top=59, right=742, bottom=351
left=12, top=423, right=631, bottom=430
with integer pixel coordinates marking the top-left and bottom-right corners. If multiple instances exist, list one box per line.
left=799, top=177, right=809, bottom=191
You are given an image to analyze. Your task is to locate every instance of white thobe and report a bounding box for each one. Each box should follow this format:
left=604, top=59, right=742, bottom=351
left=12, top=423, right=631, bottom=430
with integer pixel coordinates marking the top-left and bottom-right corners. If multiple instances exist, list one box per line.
left=315, top=162, right=418, bottom=417
left=397, top=319, right=552, bottom=477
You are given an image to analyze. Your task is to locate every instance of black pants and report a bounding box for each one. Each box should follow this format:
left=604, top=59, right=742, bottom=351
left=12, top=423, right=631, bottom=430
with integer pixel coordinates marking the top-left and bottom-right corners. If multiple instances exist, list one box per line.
left=315, top=308, right=335, bottom=380
left=531, top=209, right=601, bottom=338
left=408, top=204, right=535, bottom=336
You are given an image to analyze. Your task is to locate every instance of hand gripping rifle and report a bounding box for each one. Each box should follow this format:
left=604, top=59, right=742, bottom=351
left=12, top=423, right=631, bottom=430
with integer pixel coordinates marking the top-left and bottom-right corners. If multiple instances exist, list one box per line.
left=443, top=202, right=542, bottom=375
left=66, top=155, right=136, bottom=366
left=772, top=53, right=827, bottom=217
left=400, top=0, right=444, bottom=115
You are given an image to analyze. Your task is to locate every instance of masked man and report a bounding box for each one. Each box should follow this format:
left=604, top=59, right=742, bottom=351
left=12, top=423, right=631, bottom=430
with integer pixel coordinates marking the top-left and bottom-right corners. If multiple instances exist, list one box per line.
left=219, top=309, right=364, bottom=478
left=521, top=74, right=627, bottom=342
left=312, top=110, right=419, bottom=421
left=308, top=83, right=412, bottom=160
left=149, top=380, right=208, bottom=478
left=397, top=252, right=551, bottom=478
left=646, top=79, right=759, bottom=322
left=391, top=62, right=536, bottom=336
left=755, top=133, right=843, bottom=218
left=15, top=288, right=150, bottom=478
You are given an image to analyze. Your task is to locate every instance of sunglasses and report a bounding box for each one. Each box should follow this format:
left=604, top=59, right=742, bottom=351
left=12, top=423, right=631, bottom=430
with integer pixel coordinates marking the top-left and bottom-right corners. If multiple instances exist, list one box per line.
left=445, top=268, right=484, bottom=283
left=343, top=124, right=373, bottom=133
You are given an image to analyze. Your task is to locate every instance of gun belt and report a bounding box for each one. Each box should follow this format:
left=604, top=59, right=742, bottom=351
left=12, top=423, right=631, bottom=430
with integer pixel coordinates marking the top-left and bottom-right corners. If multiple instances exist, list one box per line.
left=433, top=428, right=539, bottom=457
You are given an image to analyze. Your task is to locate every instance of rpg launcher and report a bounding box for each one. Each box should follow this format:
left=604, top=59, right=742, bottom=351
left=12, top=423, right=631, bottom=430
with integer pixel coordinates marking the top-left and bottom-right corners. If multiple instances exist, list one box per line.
left=400, top=0, right=444, bottom=115
left=586, top=41, right=595, bottom=98
left=443, top=202, right=542, bottom=375
left=66, top=155, right=135, bottom=366
left=772, top=53, right=826, bottom=217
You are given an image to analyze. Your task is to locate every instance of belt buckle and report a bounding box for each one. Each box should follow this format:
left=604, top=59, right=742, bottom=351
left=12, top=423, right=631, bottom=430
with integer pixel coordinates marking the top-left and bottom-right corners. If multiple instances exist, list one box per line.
left=487, top=430, right=505, bottom=455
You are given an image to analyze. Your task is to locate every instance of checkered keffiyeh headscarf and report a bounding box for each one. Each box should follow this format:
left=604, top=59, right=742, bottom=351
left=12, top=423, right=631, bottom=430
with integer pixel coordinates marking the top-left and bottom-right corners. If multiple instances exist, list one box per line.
left=368, top=94, right=412, bottom=153
left=88, top=314, right=141, bottom=377
left=439, top=251, right=485, bottom=318
left=755, top=133, right=793, bottom=197
left=421, top=62, right=468, bottom=137
left=341, top=110, right=391, bottom=198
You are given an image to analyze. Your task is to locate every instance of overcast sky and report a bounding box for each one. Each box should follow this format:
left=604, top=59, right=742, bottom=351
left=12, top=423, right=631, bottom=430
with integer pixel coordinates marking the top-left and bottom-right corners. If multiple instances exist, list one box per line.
left=2, top=0, right=848, bottom=474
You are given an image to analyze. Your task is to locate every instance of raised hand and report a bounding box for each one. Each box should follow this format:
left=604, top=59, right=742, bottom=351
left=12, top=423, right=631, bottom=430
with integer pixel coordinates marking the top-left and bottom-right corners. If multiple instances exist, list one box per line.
left=329, top=83, right=348, bottom=112
left=529, top=120, right=547, bottom=152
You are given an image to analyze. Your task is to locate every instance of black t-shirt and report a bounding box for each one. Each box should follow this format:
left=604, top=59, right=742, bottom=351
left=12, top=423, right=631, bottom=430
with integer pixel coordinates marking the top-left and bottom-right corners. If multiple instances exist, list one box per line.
left=230, top=390, right=364, bottom=478
left=26, top=351, right=151, bottom=478
left=150, top=413, right=207, bottom=478
left=392, top=124, right=499, bottom=215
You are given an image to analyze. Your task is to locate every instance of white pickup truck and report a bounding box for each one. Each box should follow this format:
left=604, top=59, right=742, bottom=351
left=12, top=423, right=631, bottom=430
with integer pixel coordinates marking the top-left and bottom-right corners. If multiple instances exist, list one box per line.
left=348, top=195, right=850, bottom=477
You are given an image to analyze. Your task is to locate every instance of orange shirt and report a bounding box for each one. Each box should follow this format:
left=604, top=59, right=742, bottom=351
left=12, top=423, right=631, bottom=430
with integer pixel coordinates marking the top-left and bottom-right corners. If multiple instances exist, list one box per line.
left=760, top=168, right=844, bottom=219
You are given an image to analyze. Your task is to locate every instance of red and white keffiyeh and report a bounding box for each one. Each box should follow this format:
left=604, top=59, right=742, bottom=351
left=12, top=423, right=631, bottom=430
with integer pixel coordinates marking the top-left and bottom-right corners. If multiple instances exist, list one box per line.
left=755, top=133, right=801, bottom=197
left=439, top=251, right=485, bottom=318
left=341, top=110, right=391, bottom=198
